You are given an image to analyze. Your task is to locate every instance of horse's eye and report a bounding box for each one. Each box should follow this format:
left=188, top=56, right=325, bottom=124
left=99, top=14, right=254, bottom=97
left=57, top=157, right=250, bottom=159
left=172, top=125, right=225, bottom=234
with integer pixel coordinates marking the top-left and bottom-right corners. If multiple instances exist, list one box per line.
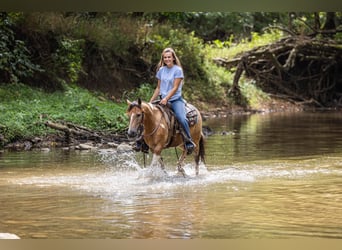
left=136, top=114, right=142, bottom=118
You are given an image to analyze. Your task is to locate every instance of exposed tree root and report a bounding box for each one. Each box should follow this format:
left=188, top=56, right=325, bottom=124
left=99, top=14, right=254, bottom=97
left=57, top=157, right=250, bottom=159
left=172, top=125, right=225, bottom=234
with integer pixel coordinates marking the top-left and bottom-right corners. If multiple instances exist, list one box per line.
left=214, top=35, right=342, bottom=107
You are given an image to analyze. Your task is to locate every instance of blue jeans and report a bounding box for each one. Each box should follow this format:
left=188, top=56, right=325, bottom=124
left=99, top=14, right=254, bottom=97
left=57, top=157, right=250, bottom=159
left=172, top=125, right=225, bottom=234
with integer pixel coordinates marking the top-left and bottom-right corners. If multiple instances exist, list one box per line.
left=170, top=98, right=192, bottom=141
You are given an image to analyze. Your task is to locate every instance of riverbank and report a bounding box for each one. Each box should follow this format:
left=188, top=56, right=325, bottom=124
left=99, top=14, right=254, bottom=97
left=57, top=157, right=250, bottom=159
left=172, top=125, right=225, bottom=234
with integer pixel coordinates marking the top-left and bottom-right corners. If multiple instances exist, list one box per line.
left=1, top=97, right=304, bottom=152
left=1, top=82, right=339, bottom=153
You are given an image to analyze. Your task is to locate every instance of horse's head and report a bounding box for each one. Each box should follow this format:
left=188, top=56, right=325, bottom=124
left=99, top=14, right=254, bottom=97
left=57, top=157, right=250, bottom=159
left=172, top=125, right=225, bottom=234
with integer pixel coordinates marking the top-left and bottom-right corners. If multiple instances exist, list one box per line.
left=126, top=98, right=144, bottom=138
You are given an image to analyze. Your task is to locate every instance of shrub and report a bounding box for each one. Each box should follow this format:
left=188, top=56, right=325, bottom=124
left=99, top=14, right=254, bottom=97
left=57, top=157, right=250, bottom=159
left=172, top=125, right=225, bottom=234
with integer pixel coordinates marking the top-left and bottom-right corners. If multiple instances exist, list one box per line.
left=122, top=83, right=155, bottom=102
left=0, top=13, right=43, bottom=83
left=52, top=38, right=85, bottom=84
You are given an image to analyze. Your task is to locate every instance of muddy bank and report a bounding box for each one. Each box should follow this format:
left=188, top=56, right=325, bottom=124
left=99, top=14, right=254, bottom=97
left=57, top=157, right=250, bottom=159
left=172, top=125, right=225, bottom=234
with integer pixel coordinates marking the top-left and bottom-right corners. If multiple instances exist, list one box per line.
left=2, top=130, right=130, bottom=152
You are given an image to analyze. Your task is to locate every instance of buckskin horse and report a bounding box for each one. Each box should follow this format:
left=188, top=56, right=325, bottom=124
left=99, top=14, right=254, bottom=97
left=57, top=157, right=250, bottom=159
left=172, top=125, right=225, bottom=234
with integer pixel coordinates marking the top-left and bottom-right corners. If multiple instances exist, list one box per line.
left=126, top=98, right=205, bottom=176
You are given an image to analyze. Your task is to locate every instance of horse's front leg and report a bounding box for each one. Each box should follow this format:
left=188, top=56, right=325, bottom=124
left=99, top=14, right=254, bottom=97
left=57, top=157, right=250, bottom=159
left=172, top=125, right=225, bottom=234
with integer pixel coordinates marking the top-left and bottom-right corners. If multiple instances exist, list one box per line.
left=150, top=153, right=161, bottom=169
left=158, top=156, right=165, bottom=170
left=150, top=147, right=166, bottom=170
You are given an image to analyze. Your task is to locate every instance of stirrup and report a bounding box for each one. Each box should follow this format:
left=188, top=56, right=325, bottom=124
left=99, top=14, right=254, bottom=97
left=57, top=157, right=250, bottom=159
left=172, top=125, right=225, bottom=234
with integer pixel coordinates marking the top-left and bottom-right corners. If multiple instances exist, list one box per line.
left=185, top=141, right=195, bottom=155
left=132, top=140, right=149, bottom=153
left=132, top=142, right=142, bottom=152
left=141, top=142, right=149, bottom=154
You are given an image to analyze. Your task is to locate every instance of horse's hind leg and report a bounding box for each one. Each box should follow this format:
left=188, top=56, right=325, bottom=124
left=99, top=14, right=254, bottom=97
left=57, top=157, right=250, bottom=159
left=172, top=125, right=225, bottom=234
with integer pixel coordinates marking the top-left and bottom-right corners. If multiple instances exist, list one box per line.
left=194, top=147, right=200, bottom=176
left=177, top=150, right=187, bottom=177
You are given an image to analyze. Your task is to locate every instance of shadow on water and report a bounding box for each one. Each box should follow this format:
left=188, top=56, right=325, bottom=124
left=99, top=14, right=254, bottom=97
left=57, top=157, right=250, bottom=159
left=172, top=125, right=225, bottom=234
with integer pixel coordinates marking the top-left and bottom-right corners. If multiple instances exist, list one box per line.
left=1, top=111, right=342, bottom=238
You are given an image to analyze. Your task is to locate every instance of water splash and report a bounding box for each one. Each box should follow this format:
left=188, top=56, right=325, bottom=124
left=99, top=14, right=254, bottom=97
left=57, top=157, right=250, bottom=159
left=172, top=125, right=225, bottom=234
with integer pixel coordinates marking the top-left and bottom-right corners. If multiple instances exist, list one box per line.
left=10, top=150, right=342, bottom=206
left=97, top=149, right=142, bottom=171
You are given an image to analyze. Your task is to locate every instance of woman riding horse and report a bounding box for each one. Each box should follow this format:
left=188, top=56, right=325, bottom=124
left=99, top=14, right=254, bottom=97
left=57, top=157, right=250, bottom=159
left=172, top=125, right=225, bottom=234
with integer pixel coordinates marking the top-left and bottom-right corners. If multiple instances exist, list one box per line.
left=134, top=47, right=196, bottom=155
left=127, top=98, right=205, bottom=176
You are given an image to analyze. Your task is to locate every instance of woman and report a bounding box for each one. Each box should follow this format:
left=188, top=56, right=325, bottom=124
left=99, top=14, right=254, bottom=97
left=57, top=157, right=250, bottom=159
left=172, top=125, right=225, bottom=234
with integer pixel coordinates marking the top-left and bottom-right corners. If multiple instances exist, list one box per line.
left=150, top=47, right=195, bottom=154
left=133, top=47, right=195, bottom=154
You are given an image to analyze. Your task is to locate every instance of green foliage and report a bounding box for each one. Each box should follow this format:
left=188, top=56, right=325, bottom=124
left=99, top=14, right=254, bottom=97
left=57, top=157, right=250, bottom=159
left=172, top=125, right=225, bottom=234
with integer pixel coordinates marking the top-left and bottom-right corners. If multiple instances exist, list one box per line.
left=0, top=13, right=43, bottom=83
left=18, top=13, right=139, bottom=89
left=239, top=79, right=270, bottom=108
left=146, top=26, right=222, bottom=102
left=0, top=83, right=128, bottom=146
left=122, top=83, right=155, bottom=102
left=334, top=32, right=342, bottom=43
left=52, top=38, right=84, bottom=84
left=70, top=14, right=137, bottom=57
left=206, top=29, right=283, bottom=59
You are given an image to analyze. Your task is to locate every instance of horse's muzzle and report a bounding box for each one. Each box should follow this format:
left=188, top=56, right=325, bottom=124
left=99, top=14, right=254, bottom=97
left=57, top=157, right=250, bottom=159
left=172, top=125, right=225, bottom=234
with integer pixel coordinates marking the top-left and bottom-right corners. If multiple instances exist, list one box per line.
left=127, top=129, right=137, bottom=138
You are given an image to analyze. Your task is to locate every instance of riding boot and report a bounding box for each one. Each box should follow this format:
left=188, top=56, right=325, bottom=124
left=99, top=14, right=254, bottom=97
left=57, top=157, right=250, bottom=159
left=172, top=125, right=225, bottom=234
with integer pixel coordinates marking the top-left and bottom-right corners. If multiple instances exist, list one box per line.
left=179, top=127, right=195, bottom=155
left=184, top=138, right=195, bottom=155
left=141, top=140, right=149, bottom=153
left=132, top=138, right=143, bottom=152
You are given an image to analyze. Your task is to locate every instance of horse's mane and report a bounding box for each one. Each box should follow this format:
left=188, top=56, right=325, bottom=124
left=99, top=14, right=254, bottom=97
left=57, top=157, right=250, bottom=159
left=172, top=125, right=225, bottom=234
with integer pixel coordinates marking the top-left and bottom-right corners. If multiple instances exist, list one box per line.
left=127, top=99, right=155, bottom=113
left=141, top=101, right=155, bottom=113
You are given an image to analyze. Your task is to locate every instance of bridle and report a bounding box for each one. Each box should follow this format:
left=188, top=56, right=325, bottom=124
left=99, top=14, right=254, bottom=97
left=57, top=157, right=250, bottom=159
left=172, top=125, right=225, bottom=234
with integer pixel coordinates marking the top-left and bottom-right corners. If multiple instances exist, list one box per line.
left=128, top=101, right=163, bottom=137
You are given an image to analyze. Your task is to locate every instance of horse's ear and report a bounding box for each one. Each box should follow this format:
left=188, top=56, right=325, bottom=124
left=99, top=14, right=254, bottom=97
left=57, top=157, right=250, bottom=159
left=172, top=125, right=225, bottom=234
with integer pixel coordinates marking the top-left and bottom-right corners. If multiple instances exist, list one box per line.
left=138, top=98, right=142, bottom=105
left=127, top=99, right=131, bottom=105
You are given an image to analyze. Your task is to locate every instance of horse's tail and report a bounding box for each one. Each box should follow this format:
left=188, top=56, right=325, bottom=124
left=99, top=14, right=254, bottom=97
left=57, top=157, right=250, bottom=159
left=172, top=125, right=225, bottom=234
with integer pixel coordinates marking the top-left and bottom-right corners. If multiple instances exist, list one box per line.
left=196, top=133, right=205, bottom=164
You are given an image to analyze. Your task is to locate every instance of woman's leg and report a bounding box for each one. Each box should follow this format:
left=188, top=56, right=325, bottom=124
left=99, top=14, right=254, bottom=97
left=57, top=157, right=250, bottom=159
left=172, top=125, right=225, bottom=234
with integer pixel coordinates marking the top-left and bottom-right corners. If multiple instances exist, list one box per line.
left=171, top=99, right=195, bottom=154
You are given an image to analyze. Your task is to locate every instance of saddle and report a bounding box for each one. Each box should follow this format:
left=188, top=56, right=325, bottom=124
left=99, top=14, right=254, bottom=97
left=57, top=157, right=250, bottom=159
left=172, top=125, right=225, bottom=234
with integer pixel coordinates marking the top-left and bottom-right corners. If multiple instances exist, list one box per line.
left=154, top=101, right=199, bottom=147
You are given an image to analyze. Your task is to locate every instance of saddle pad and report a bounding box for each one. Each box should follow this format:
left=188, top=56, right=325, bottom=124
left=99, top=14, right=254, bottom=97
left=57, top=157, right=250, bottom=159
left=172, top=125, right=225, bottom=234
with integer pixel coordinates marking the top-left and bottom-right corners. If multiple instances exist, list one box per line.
left=155, top=101, right=198, bottom=128
left=185, top=103, right=198, bottom=127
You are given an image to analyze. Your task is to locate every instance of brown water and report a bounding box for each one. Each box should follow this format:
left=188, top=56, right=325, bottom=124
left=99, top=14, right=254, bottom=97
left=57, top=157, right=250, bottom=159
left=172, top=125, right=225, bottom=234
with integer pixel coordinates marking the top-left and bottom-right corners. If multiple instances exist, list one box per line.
left=0, top=111, right=341, bottom=239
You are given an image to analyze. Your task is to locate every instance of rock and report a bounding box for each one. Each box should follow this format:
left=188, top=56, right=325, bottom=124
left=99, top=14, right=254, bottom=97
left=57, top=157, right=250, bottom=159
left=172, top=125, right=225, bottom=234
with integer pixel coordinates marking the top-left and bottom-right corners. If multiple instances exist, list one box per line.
left=0, top=233, right=20, bottom=239
left=117, top=143, right=132, bottom=153
left=24, top=141, right=33, bottom=150
left=107, top=142, right=119, bottom=148
left=202, top=126, right=214, bottom=136
left=77, top=143, right=97, bottom=150
left=221, top=130, right=235, bottom=135
left=40, top=147, right=50, bottom=152
left=30, top=137, right=42, bottom=143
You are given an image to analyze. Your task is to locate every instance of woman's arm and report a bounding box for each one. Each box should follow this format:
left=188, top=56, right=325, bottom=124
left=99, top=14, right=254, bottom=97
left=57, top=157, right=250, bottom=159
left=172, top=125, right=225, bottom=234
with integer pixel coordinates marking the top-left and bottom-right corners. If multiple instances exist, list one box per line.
left=149, top=79, right=161, bottom=103
left=159, top=78, right=182, bottom=105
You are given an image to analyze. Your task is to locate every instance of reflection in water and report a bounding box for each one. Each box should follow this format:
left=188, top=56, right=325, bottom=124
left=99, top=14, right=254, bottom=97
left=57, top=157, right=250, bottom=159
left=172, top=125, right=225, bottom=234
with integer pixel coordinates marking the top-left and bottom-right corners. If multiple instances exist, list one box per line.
left=0, top=111, right=342, bottom=238
left=204, top=111, right=342, bottom=164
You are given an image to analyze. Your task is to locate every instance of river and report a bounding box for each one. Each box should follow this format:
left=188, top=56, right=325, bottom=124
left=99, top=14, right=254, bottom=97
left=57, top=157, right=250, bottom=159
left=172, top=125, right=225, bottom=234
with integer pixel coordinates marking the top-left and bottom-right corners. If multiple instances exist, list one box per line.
left=0, top=111, right=341, bottom=238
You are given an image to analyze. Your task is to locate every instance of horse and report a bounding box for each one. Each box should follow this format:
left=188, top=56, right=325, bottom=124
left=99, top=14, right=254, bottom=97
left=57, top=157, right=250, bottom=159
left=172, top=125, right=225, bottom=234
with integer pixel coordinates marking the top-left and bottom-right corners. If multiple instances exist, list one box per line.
left=126, top=98, right=205, bottom=176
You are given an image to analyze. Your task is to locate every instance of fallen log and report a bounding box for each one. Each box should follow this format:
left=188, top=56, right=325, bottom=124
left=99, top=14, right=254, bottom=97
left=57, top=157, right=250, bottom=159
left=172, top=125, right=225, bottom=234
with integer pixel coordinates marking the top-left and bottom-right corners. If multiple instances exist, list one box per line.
left=45, top=121, right=98, bottom=137
left=45, top=120, right=128, bottom=145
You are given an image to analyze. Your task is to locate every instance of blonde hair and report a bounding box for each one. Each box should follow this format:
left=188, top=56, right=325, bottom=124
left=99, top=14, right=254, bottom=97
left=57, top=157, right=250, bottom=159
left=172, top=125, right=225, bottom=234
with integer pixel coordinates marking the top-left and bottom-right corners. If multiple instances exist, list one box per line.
left=156, top=47, right=182, bottom=72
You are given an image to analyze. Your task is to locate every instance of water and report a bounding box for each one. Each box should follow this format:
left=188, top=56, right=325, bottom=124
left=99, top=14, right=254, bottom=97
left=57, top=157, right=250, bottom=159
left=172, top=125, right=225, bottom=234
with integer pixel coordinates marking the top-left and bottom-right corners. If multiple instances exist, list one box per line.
left=0, top=111, right=341, bottom=238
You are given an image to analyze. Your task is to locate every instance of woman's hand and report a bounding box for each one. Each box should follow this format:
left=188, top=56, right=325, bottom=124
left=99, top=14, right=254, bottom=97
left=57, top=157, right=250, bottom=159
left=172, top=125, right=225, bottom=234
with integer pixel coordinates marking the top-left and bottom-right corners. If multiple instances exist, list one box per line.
left=159, top=97, right=168, bottom=105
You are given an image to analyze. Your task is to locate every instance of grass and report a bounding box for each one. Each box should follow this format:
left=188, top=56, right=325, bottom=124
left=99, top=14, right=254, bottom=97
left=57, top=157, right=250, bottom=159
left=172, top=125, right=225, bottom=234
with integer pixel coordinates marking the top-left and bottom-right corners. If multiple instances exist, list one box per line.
left=0, top=83, right=128, bottom=146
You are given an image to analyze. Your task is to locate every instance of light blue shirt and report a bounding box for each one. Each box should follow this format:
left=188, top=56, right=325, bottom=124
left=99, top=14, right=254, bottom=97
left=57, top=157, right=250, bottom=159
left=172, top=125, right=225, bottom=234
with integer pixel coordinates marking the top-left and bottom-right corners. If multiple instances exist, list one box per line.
left=156, top=65, right=184, bottom=102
